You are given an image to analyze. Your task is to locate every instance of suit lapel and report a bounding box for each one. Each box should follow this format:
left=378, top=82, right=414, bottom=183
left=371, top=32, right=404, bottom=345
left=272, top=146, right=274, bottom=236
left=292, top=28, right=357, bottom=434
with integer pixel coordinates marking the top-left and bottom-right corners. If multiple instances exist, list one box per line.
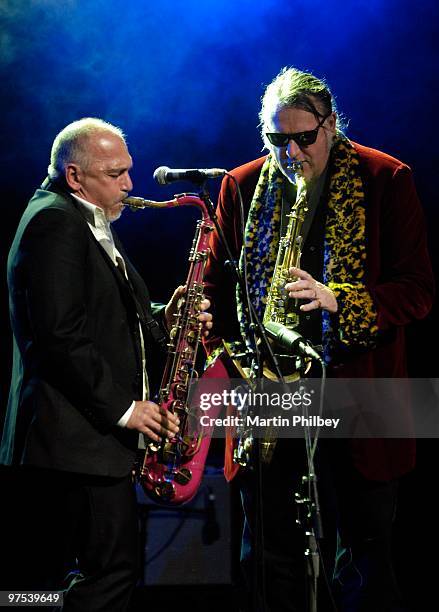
left=112, top=229, right=168, bottom=353
left=44, top=184, right=167, bottom=354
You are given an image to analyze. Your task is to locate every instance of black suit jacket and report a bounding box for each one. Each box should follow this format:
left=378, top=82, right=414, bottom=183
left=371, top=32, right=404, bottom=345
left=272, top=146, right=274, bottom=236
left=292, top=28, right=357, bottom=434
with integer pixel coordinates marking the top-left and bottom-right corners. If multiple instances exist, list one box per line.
left=1, top=185, right=167, bottom=477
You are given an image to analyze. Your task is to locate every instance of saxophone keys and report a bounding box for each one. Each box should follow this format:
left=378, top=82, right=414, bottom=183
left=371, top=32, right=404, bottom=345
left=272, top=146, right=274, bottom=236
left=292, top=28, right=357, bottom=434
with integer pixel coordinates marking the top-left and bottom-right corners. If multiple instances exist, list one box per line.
left=186, top=330, right=198, bottom=345
left=174, top=384, right=187, bottom=399
left=155, top=481, right=175, bottom=502
left=173, top=467, right=192, bottom=486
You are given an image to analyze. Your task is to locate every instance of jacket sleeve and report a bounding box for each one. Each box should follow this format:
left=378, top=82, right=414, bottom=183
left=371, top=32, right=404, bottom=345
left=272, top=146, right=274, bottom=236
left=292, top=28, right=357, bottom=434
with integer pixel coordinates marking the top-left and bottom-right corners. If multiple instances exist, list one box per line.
left=329, top=163, right=434, bottom=349
left=203, top=174, right=243, bottom=356
left=370, top=164, right=434, bottom=328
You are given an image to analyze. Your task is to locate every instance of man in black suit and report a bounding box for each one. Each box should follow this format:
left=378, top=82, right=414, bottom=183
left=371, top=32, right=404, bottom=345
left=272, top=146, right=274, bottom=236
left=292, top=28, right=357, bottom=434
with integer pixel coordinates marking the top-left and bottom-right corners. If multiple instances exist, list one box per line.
left=1, top=118, right=212, bottom=610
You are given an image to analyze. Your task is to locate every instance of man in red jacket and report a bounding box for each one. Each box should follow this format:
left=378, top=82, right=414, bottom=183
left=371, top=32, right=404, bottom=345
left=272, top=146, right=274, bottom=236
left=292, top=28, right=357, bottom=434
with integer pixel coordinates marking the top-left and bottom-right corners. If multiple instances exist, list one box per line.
left=204, top=67, right=434, bottom=610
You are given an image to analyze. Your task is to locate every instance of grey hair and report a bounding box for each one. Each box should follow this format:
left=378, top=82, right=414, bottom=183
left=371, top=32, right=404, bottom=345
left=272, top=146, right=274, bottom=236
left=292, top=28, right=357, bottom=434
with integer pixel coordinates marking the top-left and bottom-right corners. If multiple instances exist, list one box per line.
left=259, top=67, right=345, bottom=148
left=47, top=117, right=127, bottom=180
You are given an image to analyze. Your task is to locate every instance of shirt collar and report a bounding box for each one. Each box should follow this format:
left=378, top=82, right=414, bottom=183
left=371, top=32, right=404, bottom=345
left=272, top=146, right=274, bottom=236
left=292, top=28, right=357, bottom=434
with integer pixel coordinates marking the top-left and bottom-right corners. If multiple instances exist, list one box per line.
left=72, top=194, right=111, bottom=233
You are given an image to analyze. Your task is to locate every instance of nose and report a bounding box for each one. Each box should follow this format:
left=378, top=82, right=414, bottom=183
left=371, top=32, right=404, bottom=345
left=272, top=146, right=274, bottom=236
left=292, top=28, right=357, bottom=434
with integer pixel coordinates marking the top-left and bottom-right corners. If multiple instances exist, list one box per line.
left=121, top=171, right=133, bottom=193
left=286, top=139, right=302, bottom=161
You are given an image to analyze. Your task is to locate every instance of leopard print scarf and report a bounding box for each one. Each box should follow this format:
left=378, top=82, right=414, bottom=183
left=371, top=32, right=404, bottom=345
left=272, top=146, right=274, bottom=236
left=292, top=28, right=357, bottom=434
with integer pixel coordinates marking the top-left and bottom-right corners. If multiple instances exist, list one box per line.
left=236, top=135, right=379, bottom=363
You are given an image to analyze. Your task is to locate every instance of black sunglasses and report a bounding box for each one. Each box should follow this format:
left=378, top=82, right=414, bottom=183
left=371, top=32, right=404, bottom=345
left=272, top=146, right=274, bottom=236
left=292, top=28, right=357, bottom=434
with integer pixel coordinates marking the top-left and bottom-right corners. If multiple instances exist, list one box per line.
left=266, top=113, right=331, bottom=148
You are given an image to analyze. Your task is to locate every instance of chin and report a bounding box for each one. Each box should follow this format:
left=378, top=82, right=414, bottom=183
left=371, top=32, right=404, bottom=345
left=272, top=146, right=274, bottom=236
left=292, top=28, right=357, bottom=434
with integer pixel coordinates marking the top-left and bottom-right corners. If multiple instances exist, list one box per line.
left=106, top=204, right=124, bottom=222
left=283, top=167, right=307, bottom=185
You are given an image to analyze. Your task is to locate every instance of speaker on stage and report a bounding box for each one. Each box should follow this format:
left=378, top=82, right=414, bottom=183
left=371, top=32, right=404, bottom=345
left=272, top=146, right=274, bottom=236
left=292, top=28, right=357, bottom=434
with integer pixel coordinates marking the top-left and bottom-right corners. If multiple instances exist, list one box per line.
left=136, top=466, right=233, bottom=586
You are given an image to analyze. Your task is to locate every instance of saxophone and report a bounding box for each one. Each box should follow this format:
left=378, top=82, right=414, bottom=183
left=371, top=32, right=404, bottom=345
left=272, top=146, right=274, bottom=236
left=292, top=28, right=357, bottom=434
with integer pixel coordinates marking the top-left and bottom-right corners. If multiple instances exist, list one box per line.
left=262, top=171, right=309, bottom=379
left=233, top=166, right=311, bottom=466
left=124, top=194, right=215, bottom=505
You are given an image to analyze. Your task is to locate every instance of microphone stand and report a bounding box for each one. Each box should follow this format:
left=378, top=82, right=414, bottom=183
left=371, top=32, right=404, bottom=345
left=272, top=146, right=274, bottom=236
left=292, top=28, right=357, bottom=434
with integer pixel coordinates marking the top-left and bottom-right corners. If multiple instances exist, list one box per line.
left=197, top=182, right=284, bottom=382
left=197, top=180, right=283, bottom=612
left=296, top=409, right=325, bottom=612
left=196, top=179, right=326, bottom=612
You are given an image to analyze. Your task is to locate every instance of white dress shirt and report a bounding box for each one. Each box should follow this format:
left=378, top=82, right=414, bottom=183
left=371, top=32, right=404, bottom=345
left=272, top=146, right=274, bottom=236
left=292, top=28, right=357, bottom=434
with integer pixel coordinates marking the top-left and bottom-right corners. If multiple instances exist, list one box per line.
left=73, top=195, right=149, bottom=430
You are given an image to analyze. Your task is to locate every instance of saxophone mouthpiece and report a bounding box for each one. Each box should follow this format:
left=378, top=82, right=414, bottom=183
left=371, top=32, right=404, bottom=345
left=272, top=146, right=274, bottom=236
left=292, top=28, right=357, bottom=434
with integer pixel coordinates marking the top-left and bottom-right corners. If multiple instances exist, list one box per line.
left=123, top=196, right=148, bottom=210
left=286, top=159, right=303, bottom=173
left=123, top=196, right=173, bottom=210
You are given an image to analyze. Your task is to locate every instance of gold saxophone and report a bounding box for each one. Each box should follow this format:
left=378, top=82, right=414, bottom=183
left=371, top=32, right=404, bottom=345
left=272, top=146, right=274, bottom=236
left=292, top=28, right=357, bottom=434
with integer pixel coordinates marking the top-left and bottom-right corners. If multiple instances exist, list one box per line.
left=262, top=171, right=309, bottom=379
left=232, top=165, right=311, bottom=466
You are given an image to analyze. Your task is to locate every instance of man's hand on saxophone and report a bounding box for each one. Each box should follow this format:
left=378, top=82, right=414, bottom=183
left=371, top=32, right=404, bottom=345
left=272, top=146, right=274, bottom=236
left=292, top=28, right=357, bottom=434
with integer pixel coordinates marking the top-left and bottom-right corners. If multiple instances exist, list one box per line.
left=126, top=401, right=180, bottom=443
left=164, top=284, right=213, bottom=336
left=285, top=266, right=338, bottom=313
left=125, top=285, right=212, bottom=444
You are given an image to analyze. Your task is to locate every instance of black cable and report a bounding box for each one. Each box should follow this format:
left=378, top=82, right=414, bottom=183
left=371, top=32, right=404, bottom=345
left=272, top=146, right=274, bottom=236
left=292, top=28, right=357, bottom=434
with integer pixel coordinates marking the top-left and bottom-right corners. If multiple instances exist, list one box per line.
left=221, top=174, right=268, bottom=611
left=227, top=173, right=261, bottom=374
left=206, top=174, right=329, bottom=610
left=204, top=175, right=285, bottom=383
left=232, top=174, right=269, bottom=612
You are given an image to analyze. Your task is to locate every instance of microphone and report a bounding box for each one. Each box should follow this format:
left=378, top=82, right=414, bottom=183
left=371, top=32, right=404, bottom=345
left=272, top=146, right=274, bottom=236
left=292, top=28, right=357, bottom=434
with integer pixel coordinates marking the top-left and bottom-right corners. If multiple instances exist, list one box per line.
left=153, top=166, right=227, bottom=185
left=264, top=321, right=323, bottom=364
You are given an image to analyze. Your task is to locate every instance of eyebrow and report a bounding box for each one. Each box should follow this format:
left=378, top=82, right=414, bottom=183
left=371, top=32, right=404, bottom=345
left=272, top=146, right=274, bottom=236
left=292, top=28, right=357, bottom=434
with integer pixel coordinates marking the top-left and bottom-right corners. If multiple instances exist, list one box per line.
left=107, top=164, right=132, bottom=173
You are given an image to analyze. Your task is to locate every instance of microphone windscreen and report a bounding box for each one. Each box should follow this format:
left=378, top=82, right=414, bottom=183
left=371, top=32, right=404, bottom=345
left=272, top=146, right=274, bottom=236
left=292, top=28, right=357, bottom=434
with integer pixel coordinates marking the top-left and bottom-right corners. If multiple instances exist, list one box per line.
left=153, top=166, right=169, bottom=185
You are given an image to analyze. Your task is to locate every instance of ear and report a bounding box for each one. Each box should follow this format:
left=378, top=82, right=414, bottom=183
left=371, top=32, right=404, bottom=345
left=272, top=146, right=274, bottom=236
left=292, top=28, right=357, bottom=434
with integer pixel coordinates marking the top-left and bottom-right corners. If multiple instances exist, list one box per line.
left=65, top=163, right=82, bottom=191
left=326, top=112, right=337, bottom=134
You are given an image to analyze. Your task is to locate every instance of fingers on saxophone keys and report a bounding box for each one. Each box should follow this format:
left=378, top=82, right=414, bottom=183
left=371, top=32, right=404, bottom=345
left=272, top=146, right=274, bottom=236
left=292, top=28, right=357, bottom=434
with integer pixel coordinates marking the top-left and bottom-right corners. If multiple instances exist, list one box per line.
left=158, top=409, right=180, bottom=435
left=198, top=312, right=213, bottom=325
left=143, top=427, right=162, bottom=443
left=199, top=297, right=211, bottom=311
left=144, top=421, right=178, bottom=442
left=288, top=266, right=312, bottom=281
left=160, top=424, right=178, bottom=440
left=197, top=308, right=213, bottom=337
left=287, top=288, right=316, bottom=299
left=285, top=277, right=311, bottom=291
left=158, top=405, right=179, bottom=422
left=300, top=298, right=321, bottom=312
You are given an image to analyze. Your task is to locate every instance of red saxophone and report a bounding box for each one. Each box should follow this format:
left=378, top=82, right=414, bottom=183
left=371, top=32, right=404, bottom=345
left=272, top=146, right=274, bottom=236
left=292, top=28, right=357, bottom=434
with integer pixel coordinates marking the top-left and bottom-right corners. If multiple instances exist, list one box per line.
left=124, top=194, right=217, bottom=505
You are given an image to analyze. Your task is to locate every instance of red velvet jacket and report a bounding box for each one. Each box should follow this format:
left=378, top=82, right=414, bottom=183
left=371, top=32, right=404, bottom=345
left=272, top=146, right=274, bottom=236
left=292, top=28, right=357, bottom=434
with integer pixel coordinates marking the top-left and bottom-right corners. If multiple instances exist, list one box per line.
left=203, top=142, right=434, bottom=481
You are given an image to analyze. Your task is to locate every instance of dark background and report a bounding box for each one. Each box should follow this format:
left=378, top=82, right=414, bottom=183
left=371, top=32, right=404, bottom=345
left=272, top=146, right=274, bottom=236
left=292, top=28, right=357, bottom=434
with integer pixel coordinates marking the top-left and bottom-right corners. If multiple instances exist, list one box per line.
left=0, top=1, right=438, bottom=609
